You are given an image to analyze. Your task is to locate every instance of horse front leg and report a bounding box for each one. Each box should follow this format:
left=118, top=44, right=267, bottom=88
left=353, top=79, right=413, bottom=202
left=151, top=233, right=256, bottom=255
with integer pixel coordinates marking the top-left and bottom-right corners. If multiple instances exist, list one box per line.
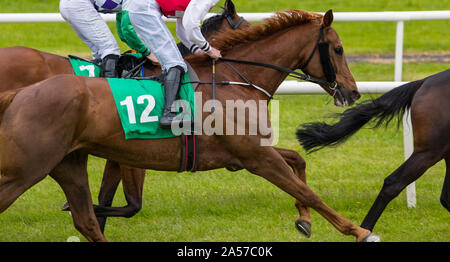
left=93, top=165, right=145, bottom=219
left=120, top=165, right=146, bottom=217
left=273, top=147, right=312, bottom=237
left=231, top=143, right=377, bottom=242
left=361, top=150, right=442, bottom=231
left=50, top=152, right=107, bottom=242
left=95, top=160, right=122, bottom=233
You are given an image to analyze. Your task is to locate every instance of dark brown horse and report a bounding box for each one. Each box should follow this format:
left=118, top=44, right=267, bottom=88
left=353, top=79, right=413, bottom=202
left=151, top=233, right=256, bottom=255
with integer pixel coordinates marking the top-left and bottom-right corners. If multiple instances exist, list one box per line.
left=296, top=69, right=450, bottom=232
left=0, top=0, right=249, bottom=232
left=0, top=9, right=378, bottom=242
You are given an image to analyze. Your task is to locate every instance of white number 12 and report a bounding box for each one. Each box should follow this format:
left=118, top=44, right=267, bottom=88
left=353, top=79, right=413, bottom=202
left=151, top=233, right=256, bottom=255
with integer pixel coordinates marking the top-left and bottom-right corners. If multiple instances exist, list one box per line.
left=120, top=95, right=158, bottom=124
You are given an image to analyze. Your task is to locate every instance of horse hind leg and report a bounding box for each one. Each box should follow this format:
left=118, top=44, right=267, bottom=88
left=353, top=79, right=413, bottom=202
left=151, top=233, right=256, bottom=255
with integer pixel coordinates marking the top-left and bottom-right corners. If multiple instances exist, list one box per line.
left=0, top=136, right=48, bottom=213
left=360, top=150, right=443, bottom=232
left=0, top=169, right=47, bottom=214
left=50, top=151, right=106, bottom=242
left=440, top=156, right=450, bottom=212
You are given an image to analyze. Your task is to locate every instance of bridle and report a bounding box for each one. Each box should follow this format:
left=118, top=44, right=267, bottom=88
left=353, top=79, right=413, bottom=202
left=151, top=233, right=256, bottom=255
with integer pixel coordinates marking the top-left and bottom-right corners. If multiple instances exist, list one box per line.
left=300, top=26, right=338, bottom=90
left=223, top=10, right=245, bottom=30
left=299, top=26, right=344, bottom=104
left=133, top=21, right=345, bottom=104
left=216, top=25, right=345, bottom=103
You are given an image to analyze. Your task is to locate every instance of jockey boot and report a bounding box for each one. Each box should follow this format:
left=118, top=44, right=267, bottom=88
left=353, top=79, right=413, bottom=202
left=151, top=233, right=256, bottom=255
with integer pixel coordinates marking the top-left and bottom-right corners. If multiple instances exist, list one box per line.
left=160, top=66, right=185, bottom=129
left=100, top=54, right=120, bottom=78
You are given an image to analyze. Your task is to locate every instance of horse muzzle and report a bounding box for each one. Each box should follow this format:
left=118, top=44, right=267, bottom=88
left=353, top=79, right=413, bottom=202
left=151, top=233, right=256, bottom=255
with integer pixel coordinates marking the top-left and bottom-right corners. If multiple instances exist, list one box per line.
left=333, top=84, right=360, bottom=107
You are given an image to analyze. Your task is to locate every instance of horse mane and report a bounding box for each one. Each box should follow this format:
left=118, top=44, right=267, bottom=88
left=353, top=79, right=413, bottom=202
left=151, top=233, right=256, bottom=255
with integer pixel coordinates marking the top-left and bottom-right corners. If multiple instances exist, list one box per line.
left=186, top=9, right=323, bottom=63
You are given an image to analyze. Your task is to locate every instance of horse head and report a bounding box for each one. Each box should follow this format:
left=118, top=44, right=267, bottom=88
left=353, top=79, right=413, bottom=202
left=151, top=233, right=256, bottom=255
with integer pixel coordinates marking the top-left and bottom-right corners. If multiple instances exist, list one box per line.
left=301, top=10, right=360, bottom=106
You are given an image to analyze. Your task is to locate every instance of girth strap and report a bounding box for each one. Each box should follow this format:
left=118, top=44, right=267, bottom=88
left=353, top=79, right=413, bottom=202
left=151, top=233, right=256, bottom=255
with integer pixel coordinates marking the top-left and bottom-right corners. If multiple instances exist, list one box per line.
left=179, top=132, right=198, bottom=172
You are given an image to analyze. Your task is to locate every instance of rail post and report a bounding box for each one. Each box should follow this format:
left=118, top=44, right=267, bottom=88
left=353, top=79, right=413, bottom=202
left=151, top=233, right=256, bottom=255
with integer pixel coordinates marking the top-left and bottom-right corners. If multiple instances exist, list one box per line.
left=395, top=20, right=416, bottom=208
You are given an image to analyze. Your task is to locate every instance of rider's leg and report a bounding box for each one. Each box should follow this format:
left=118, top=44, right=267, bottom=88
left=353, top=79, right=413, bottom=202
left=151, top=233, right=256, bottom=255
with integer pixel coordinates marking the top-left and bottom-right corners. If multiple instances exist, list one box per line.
left=126, top=0, right=188, bottom=127
left=125, top=0, right=187, bottom=72
left=160, top=65, right=185, bottom=128
left=60, top=0, right=120, bottom=77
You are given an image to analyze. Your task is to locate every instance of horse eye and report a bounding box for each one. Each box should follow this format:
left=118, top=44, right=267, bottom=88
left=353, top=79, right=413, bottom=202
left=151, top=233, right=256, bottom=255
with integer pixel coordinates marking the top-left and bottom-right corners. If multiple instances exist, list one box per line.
left=334, top=47, right=343, bottom=56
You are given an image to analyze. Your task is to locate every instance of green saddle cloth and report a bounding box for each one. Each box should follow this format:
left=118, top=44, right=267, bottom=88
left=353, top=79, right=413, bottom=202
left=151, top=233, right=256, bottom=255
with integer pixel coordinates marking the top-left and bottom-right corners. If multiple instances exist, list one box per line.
left=108, top=74, right=196, bottom=139
left=69, top=54, right=195, bottom=139
left=69, top=56, right=101, bottom=77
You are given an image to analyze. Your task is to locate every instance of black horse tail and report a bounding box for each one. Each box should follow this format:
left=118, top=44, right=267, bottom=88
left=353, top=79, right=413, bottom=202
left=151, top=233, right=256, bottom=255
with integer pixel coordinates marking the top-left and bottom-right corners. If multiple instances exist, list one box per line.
left=296, top=79, right=425, bottom=152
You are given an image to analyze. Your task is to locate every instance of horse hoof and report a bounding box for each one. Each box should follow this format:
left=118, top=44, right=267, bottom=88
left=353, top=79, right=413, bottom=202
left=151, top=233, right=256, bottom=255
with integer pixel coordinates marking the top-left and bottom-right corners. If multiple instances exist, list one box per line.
left=61, top=201, right=70, bottom=211
left=295, top=220, right=311, bottom=238
left=361, top=233, right=381, bottom=242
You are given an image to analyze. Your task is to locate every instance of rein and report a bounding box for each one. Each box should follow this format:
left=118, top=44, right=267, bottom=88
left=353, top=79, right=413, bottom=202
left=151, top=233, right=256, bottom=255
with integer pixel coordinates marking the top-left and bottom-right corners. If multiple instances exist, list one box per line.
left=210, top=25, right=343, bottom=101
left=134, top=26, right=344, bottom=103
left=218, top=57, right=330, bottom=86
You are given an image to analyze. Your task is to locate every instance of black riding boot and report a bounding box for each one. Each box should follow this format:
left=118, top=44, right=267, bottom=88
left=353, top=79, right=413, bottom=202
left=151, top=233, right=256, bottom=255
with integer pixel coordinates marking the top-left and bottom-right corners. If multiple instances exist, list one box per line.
left=100, top=54, right=120, bottom=78
left=160, top=66, right=185, bottom=129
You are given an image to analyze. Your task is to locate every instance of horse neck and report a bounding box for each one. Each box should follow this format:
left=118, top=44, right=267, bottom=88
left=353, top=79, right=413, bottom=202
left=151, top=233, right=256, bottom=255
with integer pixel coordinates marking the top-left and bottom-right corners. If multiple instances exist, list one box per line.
left=221, top=22, right=319, bottom=97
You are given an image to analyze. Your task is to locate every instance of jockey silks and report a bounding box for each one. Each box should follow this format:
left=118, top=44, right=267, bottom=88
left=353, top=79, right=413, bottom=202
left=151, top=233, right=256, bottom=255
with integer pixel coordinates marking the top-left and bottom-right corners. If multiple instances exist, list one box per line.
left=125, top=0, right=219, bottom=72
left=92, top=0, right=123, bottom=13
left=155, top=0, right=191, bottom=17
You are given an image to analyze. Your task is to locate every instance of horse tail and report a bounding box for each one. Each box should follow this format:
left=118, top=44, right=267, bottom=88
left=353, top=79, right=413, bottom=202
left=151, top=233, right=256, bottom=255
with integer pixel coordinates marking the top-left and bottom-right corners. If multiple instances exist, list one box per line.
left=296, top=79, right=425, bottom=152
left=0, top=89, right=21, bottom=123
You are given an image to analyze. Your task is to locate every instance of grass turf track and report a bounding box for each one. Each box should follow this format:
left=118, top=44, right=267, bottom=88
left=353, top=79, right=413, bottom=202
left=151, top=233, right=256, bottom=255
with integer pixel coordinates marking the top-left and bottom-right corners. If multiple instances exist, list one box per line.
left=0, top=1, right=449, bottom=241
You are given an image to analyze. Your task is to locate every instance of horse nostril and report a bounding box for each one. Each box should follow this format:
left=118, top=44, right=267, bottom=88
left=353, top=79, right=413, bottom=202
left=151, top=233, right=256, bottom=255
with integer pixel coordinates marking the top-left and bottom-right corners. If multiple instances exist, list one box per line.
left=351, top=90, right=361, bottom=100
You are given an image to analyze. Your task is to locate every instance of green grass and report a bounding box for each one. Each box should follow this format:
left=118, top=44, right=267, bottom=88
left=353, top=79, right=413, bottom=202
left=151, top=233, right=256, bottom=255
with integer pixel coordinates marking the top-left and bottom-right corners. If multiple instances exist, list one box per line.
left=0, top=0, right=449, bottom=242
left=0, top=61, right=448, bottom=242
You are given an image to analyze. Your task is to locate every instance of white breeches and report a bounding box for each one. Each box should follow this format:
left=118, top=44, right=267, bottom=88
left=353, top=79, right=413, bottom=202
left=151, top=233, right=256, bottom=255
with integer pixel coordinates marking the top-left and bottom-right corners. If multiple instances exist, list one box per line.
left=60, top=0, right=120, bottom=60
left=125, top=0, right=187, bottom=72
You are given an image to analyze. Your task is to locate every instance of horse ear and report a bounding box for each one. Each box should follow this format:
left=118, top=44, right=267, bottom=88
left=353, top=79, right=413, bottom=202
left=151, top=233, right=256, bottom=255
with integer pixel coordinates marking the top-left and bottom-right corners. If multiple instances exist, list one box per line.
left=323, top=9, right=334, bottom=27
left=224, top=0, right=236, bottom=15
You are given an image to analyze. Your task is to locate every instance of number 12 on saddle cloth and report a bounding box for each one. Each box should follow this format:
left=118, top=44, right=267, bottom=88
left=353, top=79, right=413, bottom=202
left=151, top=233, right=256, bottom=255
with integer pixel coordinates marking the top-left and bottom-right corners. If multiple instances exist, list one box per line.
left=108, top=74, right=196, bottom=139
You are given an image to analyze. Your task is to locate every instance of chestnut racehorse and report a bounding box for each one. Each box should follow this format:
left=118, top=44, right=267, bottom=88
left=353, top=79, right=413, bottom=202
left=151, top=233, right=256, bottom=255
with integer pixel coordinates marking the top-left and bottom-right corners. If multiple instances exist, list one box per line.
left=0, top=9, right=379, bottom=242
left=296, top=69, right=450, bottom=232
left=0, top=0, right=250, bottom=233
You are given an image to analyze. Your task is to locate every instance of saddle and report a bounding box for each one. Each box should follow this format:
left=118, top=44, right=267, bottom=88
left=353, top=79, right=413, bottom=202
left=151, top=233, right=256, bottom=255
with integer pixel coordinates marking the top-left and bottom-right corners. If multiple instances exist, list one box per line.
left=69, top=52, right=199, bottom=172
left=118, top=51, right=151, bottom=78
